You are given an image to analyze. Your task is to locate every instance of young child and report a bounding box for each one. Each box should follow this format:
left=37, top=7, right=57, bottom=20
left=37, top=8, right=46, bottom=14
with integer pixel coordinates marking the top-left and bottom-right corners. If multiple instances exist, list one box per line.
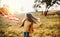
left=20, top=13, right=40, bottom=37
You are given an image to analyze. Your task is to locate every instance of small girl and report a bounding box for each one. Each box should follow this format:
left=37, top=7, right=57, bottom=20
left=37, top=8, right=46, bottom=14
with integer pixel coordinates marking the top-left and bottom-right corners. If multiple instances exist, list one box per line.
left=20, top=13, right=40, bottom=37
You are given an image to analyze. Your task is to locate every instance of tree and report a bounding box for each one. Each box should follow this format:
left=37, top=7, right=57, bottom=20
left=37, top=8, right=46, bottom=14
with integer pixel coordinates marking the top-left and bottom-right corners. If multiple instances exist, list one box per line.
left=33, top=0, right=60, bottom=16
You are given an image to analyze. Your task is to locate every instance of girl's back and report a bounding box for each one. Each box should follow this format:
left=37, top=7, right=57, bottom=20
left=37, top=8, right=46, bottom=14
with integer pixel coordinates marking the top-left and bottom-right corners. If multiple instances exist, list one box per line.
left=24, top=20, right=33, bottom=32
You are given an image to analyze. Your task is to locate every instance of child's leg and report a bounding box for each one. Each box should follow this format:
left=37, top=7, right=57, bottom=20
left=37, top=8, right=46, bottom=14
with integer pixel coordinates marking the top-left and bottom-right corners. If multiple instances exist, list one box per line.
left=24, top=32, right=29, bottom=37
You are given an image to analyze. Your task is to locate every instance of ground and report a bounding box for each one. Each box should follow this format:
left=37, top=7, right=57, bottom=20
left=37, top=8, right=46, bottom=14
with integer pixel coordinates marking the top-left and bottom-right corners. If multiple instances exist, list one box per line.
left=0, top=12, right=60, bottom=37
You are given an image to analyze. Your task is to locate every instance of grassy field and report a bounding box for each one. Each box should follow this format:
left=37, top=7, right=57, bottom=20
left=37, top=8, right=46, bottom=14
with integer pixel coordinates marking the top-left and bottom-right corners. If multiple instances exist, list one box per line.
left=0, top=12, right=60, bottom=37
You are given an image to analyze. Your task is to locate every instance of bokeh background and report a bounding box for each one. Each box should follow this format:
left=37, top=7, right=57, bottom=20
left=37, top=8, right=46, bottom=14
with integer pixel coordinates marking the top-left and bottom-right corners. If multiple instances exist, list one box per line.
left=0, top=0, right=60, bottom=37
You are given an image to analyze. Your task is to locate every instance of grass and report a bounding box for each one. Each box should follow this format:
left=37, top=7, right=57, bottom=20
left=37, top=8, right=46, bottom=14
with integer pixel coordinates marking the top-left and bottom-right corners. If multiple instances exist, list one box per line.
left=0, top=12, right=60, bottom=37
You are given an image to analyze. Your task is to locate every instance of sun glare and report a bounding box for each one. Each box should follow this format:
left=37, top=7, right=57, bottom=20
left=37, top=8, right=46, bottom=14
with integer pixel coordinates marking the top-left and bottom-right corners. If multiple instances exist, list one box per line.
left=1, top=0, right=34, bottom=14
left=1, top=0, right=60, bottom=14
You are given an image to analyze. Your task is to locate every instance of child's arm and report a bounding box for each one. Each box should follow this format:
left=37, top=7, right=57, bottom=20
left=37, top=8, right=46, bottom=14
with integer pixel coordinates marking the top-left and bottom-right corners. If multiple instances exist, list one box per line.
left=20, top=18, right=26, bottom=27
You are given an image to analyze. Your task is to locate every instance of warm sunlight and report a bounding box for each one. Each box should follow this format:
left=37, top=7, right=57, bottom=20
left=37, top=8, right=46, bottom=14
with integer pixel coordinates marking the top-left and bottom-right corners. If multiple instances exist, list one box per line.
left=1, top=0, right=34, bottom=14
left=0, top=0, right=60, bottom=14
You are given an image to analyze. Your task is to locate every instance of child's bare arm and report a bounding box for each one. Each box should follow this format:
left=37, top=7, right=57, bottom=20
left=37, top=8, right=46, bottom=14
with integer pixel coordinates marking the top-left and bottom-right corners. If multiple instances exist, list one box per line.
left=20, top=18, right=26, bottom=27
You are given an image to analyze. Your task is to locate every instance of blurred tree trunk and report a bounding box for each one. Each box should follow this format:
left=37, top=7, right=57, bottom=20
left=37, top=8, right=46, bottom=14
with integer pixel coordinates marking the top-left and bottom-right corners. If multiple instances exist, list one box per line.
left=44, top=9, right=48, bottom=16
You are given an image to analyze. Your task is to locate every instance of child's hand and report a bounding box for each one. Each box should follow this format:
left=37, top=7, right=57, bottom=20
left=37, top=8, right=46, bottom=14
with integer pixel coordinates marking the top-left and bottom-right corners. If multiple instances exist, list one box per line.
left=37, top=18, right=40, bottom=23
left=19, top=22, right=24, bottom=28
left=19, top=24, right=22, bottom=28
